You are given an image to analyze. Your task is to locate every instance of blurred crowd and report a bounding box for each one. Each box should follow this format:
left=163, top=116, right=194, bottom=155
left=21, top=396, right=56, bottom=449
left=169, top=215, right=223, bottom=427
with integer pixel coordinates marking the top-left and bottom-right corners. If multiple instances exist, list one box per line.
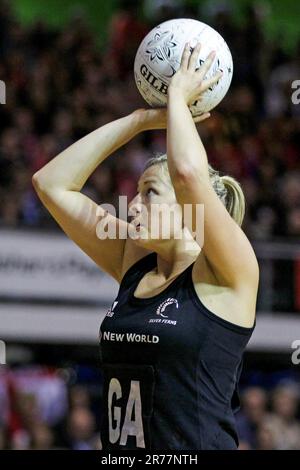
left=237, top=383, right=300, bottom=450
left=0, top=366, right=102, bottom=450
left=1, top=0, right=299, bottom=452
left=0, top=0, right=299, bottom=239
left=1, top=365, right=300, bottom=450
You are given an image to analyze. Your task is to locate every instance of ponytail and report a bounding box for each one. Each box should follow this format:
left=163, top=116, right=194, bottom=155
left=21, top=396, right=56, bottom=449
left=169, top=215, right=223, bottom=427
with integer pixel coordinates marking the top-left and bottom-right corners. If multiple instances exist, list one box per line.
left=208, top=164, right=245, bottom=227
left=144, top=156, right=246, bottom=227
left=220, top=175, right=245, bottom=226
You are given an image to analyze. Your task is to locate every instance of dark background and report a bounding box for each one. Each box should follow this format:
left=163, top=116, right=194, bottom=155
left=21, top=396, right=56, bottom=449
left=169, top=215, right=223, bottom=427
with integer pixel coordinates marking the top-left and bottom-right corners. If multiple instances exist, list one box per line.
left=0, top=0, right=300, bottom=451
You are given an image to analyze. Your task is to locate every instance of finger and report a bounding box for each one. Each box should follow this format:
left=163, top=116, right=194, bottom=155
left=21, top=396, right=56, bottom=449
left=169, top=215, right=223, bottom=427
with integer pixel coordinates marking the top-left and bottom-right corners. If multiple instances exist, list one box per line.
left=200, top=70, right=223, bottom=92
left=197, top=50, right=216, bottom=79
left=149, top=107, right=167, bottom=117
left=152, top=107, right=167, bottom=113
left=180, top=42, right=191, bottom=71
left=188, top=42, right=201, bottom=71
left=193, top=112, right=211, bottom=123
left=132, top=108, right=147, bottom=114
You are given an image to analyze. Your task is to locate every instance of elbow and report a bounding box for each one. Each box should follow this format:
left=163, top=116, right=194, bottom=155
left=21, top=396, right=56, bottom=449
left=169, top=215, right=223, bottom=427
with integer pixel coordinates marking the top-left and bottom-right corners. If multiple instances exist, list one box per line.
left=32, top=171, right=41, bottom=191
left=32, top=171, right=54, bottom=196
left=32, top=172, right=61, bottom=207
left=171, top=164, right=194, bottom=183
left=32, top=171, right=45, bottom=194
left=171, top=164, right=206, bottom=188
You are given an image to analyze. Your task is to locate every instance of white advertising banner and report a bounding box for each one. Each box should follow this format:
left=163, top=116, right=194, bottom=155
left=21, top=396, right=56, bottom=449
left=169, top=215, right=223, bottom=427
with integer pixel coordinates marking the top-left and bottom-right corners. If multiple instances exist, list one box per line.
left=0, top=229, right=118, bottom=303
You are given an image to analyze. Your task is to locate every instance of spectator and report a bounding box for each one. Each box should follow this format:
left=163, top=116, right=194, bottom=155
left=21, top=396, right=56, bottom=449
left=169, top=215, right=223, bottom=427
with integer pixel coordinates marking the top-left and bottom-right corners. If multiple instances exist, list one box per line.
left=256, top=419, right=277, bottom=450
left=66, top=407, right=98, bottom=450
left=0, top=2, right=298, bottom=239
left=266, top=384, right=300, bottom=449
left=236, top=386, right=270, bottom=449
left=30, top=421, right=55, bottom=450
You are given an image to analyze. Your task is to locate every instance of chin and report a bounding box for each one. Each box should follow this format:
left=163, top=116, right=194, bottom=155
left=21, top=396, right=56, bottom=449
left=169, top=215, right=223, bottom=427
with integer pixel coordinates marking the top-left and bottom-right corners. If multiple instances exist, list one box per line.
left=131, top=230, right=150, bottom=245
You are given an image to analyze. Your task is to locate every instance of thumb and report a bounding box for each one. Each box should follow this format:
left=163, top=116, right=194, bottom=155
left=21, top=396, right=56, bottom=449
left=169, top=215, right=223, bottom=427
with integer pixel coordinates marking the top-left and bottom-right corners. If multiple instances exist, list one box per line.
left=132, top=108, right=147, bottom=114
left=193, top=112, right=211, bottom=123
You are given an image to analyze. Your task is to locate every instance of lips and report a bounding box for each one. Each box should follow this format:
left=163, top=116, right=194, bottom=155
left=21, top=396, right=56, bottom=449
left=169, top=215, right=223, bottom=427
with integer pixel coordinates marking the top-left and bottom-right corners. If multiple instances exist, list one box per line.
left=136, top=222, right=146, bottom=231
left=129, top=218, right=142, bottom=230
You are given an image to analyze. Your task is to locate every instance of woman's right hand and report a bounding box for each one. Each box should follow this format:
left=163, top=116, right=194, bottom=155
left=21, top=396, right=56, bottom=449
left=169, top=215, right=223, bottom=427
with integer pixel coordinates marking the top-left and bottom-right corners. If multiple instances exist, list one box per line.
left=132, top=107, right=210, bottom=131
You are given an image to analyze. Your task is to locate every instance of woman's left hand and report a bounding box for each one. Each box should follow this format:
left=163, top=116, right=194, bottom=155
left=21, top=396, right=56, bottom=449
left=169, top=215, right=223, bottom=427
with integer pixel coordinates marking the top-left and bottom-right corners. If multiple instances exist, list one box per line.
left=132, top=107, right=210, bottom=131
left=168, top=42, right=223, bottom=105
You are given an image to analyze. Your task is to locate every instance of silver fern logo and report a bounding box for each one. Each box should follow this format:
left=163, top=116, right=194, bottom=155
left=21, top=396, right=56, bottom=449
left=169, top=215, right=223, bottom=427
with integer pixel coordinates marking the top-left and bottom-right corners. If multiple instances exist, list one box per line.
left=146, top=31, right=177, bottom=62
left=145, top=30, right=177, bottom=77
left=156, top=298, right=179, bottom=318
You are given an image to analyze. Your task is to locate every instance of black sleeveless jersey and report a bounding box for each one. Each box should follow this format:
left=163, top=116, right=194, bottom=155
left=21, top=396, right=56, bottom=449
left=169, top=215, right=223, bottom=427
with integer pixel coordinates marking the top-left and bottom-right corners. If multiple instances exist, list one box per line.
left=99, top=252, right=255, bottom=450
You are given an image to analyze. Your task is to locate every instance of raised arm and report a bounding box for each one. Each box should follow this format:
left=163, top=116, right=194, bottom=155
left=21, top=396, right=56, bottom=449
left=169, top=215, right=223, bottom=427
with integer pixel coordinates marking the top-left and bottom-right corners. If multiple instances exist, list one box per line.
left=166, top=42, right=259, bottom=290
left=32, top=112, right=145, bottom=282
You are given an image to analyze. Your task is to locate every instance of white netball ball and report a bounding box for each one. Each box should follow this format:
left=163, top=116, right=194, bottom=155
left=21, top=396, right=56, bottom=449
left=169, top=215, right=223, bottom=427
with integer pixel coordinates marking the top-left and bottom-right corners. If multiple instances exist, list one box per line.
left=134, top=18, right=233, bottom=115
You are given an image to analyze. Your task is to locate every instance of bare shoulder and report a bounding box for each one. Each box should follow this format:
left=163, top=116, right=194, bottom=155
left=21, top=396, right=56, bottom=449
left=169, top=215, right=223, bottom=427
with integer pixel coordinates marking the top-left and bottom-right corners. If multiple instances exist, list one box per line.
left=192, top=252, right=257, bottom=329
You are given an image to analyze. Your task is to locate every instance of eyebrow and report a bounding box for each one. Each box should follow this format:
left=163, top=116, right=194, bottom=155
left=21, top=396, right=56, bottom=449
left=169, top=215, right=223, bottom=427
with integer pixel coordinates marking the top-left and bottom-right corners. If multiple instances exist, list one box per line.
left=137, top=178, right=158, bottom=192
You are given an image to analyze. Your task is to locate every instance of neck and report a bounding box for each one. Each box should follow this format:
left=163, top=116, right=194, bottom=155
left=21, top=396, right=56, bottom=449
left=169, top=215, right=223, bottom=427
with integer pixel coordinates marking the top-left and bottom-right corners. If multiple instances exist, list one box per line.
left=152, top=232, right=200, bottom=279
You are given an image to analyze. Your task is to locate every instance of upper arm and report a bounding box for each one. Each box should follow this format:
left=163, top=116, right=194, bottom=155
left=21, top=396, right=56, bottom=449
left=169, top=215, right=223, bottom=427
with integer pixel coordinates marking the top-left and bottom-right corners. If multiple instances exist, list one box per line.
left=172, top=172, right=259, bottom=289
left=34, top=185, right=128, bottom=282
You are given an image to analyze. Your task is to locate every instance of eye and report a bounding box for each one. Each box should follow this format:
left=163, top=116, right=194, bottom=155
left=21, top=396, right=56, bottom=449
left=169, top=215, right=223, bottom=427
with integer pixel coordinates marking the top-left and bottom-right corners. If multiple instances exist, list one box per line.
left=146, top=187, right=157, bottom=196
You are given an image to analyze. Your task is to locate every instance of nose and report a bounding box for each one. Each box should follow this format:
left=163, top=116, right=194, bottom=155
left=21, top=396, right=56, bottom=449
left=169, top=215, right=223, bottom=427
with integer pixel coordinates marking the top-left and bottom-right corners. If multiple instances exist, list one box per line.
left=128, top=193, right=142, bottom=219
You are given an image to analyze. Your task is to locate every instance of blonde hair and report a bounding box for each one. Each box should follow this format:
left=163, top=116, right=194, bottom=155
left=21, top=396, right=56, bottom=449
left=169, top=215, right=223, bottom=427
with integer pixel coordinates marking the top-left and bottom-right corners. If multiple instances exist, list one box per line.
left=144, top=153, right=245, bottom=227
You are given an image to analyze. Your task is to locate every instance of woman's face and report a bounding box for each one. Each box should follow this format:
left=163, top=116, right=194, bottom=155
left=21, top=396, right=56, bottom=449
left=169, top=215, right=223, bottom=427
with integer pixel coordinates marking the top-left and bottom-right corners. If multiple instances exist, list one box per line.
left=128, top=164, right=183, bottom=246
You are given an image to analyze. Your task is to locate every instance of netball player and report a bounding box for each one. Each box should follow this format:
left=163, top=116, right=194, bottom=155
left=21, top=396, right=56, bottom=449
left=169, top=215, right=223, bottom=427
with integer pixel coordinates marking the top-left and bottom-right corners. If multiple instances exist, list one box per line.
left=32, top=43, right=259, bottom=450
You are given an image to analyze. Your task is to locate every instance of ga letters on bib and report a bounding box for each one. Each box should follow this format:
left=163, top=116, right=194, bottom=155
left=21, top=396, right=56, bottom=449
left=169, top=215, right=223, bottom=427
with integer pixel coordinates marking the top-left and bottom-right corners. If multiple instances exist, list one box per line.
left=100, top=364, right=155, bottom=449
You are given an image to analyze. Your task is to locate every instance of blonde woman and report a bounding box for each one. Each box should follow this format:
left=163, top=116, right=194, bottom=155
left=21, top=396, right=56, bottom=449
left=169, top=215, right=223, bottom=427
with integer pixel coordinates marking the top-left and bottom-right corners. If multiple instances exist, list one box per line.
left=33, top=42, right=259, bottom=450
